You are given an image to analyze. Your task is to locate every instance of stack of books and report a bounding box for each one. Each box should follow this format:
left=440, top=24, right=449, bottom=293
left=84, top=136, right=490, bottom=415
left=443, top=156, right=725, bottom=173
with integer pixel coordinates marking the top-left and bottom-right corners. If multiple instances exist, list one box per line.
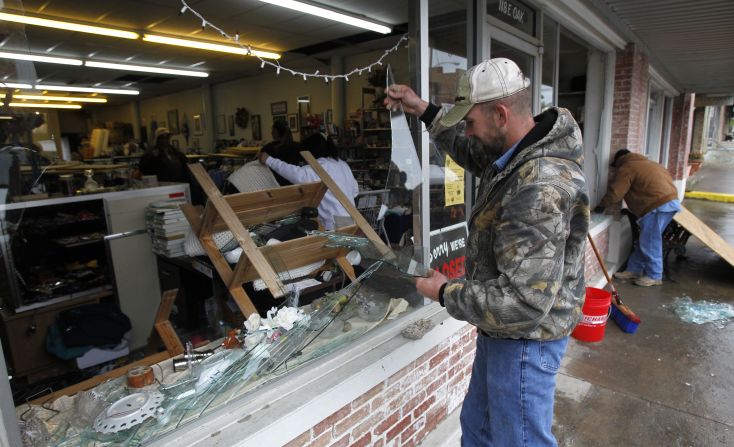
left=145, top=200, right=190, bottom=257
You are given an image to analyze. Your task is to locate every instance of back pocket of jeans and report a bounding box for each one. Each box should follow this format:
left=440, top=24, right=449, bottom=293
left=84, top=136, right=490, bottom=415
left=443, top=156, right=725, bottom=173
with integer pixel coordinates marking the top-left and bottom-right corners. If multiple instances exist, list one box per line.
left=539, top=341, right=563, bottom=372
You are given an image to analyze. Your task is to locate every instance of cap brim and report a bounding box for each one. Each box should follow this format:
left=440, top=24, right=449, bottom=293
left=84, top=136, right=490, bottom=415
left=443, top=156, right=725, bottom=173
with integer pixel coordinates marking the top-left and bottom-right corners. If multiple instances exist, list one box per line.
left=438, top=102, right=473, bottom=128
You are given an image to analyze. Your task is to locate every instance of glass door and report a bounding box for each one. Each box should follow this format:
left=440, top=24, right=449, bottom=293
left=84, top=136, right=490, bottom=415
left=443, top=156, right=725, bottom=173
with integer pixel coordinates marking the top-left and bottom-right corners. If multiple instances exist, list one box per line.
left=486, top=24, right=541, bottom=113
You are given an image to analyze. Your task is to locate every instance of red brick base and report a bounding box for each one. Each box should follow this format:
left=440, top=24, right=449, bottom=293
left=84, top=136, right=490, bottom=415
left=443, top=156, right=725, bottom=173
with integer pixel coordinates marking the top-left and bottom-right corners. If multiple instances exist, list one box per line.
left=284, top=325, right=477, bottom=447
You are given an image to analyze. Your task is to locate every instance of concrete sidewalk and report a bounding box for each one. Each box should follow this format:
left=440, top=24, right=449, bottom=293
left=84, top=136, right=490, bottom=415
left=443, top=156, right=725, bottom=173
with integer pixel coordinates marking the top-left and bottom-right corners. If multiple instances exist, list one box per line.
left=421, top=156, right=734, bottom=446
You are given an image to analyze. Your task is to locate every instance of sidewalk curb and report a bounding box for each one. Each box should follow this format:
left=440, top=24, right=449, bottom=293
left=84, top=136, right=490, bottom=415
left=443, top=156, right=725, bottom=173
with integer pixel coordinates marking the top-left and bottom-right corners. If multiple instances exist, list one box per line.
left=685, top=191, right=734, bottom=203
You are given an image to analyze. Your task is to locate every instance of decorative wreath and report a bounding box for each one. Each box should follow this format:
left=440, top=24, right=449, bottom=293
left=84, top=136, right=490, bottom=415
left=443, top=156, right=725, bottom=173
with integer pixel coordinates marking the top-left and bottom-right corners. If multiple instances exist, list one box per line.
left=235, top=107, right=249, bottom=129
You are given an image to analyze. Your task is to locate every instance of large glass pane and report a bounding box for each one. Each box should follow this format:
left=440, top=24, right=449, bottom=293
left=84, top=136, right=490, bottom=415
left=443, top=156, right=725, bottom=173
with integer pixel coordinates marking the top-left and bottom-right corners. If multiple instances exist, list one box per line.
left=428, top=2, right=470, bottom=279
left=541, top=16, right=558, bottom=111
left=557, top=31, right=588, bottom=132
left=489, top=40, right=534, bottom=89
left=428, top=4, right=468, bottom=231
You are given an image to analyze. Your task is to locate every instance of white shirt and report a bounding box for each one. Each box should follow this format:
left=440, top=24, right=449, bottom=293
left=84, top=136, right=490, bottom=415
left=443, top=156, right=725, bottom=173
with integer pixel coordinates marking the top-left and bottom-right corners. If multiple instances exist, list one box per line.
left=265, top=156, right=359, bottom=230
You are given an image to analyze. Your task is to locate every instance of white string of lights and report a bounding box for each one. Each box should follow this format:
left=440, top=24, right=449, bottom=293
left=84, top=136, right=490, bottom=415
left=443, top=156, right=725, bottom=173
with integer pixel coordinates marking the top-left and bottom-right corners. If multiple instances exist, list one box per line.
left=178, top=0, right=407, bottom=83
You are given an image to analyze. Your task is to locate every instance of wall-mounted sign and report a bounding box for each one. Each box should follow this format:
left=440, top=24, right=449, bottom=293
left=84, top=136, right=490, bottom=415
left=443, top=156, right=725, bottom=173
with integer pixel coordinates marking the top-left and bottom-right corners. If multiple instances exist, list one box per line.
left=487, top=0, right=535, bottom=36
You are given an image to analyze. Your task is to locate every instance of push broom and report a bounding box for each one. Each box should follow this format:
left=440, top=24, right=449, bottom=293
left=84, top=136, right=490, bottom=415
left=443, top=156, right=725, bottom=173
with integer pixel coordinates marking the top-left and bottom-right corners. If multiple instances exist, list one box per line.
left=587, top=234, right=641, bottom=333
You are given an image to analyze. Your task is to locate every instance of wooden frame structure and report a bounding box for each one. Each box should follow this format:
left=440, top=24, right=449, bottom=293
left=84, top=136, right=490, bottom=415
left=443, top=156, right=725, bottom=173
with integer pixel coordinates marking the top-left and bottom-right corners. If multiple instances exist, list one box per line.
left=182, top=151, right=392, bottom=317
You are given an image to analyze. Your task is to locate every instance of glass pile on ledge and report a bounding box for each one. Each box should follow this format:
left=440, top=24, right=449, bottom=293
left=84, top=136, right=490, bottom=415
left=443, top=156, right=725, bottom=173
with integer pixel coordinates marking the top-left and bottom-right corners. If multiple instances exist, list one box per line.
left=18, top=244, right=427, bottom=445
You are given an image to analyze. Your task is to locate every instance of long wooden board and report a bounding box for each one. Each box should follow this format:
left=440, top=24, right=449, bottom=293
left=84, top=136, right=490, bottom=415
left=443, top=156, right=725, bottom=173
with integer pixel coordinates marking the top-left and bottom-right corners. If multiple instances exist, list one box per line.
left=674, top=205, right=734, bottom=268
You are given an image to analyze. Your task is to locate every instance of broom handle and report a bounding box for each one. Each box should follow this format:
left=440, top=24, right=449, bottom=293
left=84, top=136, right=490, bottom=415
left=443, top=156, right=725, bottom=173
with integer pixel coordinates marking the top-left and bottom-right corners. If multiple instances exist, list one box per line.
left=586, top=234, right=618, bottom=297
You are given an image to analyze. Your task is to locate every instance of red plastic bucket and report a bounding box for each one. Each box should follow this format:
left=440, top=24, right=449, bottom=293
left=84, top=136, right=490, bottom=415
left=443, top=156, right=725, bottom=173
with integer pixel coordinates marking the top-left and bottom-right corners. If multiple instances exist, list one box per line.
left=572, top=287, right=612, bottom=342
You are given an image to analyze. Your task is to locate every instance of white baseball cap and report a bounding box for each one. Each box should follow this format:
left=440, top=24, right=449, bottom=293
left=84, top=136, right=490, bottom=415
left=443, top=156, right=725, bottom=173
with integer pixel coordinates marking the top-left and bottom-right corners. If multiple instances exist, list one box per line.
left=439, top=58, right=530, bottom=128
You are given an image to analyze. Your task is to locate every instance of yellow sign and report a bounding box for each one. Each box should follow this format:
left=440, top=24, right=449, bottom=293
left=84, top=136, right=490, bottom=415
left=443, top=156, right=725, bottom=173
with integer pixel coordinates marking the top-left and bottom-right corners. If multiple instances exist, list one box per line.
left=444, top=155, right=464, bottom=206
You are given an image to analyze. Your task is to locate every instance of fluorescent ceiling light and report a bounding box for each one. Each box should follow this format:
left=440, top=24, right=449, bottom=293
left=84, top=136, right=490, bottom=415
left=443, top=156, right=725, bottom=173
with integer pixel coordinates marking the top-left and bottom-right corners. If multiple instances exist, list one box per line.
left=85, top=61, right=208, bottom=78
left=9, top=102, right=81, bottom=109
left=143, top=34, right=281, bottom=60
left=8, top=94, right=107, bottom=103
left=0, top=82, right=32, bottom=89
left=0, top=12, right=139, bottom=39
left=258, top=0, right=391, bottom=34
left=35, top=84, right=139, bottom=95
left=0, top=50, right=82, bottom=66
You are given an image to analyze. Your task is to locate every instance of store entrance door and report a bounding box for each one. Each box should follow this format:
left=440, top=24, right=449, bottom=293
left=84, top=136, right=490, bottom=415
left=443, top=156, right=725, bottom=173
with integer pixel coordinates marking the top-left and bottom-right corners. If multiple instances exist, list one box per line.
left=486, top=25, right=541, bottom=113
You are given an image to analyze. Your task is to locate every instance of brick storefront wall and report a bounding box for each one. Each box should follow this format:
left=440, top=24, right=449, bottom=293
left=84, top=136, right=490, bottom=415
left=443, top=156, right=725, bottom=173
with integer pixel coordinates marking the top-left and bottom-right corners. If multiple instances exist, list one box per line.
left=284, top=325, right=477, bottom=447
left=667, top=93, right=695, bottom=180
left=611, top=43, right=650, bottom=154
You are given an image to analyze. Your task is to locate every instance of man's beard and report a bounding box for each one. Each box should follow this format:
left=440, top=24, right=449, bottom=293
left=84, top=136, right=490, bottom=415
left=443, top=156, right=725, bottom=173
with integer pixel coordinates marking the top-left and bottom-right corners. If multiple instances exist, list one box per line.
left=482, top=133, right=506, bottom=157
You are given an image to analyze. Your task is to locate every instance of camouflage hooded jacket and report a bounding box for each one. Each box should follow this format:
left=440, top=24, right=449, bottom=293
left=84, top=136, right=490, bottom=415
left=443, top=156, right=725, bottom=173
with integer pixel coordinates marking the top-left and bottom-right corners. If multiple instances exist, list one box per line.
left=427, top=107, right=590, bottom=340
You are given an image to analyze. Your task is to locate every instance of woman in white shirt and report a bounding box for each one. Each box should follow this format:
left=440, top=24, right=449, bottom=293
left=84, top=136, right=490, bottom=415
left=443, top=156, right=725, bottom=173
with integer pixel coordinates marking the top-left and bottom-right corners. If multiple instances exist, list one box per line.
left=258, top=133, right=359, bottom=230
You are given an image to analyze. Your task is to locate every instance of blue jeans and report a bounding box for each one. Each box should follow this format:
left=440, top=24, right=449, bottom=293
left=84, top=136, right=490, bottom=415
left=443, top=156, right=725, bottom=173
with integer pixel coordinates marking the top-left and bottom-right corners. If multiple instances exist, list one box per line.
left=626, top=209, right=677, bottom=280
left=460, top=334, right=569, bottom=447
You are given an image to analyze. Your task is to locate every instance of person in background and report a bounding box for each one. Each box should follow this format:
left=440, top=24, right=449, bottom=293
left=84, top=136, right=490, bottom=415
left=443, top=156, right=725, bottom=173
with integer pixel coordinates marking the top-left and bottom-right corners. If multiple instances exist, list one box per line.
left=385, top=58, right=589, bottom=447
left=595, top=148, right=681, bottom=286
left=259, top=133, right=358, bottom=231
left=139, top=127, right=202, bottom=204
left=260, top=120, right=301, bottom=185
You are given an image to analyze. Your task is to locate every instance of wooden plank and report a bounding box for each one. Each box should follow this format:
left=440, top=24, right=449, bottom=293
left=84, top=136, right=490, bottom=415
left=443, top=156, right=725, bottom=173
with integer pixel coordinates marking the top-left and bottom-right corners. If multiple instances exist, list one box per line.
left=301, top=151, right=392, bottom=256
left=189, top=163, right=285, bottom=297
left=336, top=256, right=357, bottom=281
left=674, top=205, right=734, bottom=268
left=154, top=289, right=178, bottom=323
left=180, top=203, right=202, bottom=234
left=229, top=286, right=258, bottom=316
left=155, top=321, right=184, bottom=355
left=199, top=234, right=234, bottom=285
left=229, top=255, right=252, bottom=290
left=208, top=182, right=327, bottom=230
left=198, top=201, right=219, bottom=238
left=29, top=351, right=171, bottom=405
left=239, top=236, right=344, bottom=283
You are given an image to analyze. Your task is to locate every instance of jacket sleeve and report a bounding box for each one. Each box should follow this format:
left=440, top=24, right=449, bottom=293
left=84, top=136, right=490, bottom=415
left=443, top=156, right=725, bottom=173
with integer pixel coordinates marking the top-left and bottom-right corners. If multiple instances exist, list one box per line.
left=441, top=182, right=569, bottom=338
left=265, top=156, right=315, bottom=184
left=427, top=107, right=488, bottom=177
left=600, top=167, right=633, bottom=208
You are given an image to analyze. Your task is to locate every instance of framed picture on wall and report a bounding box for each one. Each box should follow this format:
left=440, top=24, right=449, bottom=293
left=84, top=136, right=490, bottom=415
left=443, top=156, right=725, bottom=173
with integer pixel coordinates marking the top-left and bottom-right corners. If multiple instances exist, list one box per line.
left=193, top=114, right=203, bottom=135
left=251, top=114, right=262, bottom=141
left=288, top=114, right=299, bottom=133
left=167, top=109, right=179, bottom=133
left=215, top=114, right=226, bottom=134
left=228, top=115, right=235, bottom=137
left=271, top=101, right=287, bottom=115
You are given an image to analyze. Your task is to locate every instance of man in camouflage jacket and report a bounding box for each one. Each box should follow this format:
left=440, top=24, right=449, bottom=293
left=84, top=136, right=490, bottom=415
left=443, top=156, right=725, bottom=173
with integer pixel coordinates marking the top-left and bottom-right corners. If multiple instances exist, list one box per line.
left=386, top=58, right=589, bottom=446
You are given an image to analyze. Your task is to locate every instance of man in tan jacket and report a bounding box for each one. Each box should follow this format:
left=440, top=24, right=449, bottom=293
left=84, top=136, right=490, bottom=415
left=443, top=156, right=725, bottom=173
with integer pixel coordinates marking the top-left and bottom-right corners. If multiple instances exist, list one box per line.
left=596, top=149, right=681, bottom=286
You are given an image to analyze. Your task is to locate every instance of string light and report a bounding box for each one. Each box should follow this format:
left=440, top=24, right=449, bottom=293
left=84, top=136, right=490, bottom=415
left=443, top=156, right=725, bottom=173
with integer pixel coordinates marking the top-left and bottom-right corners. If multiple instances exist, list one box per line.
left=178, top=0, right=407, bottom=82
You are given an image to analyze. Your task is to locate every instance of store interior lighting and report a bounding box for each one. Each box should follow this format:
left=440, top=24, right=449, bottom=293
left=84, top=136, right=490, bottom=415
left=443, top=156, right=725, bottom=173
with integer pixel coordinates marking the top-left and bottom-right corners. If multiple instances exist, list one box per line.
left=0, top=82, right=33, bottom=89
left=0, top=50, right=82, bottom=66
left=257, top=0, right=391, bottom=34
left=6, top=94, right=107, bottom=103
left=84, top=61, right=208, bottom=77
left=142, top=34, right=281, bottom=60
left=8, top=102, right=82, bottom=109
left=0, top=11, right=140, bottom=39
left=34, top=84, right=139, bottom=95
